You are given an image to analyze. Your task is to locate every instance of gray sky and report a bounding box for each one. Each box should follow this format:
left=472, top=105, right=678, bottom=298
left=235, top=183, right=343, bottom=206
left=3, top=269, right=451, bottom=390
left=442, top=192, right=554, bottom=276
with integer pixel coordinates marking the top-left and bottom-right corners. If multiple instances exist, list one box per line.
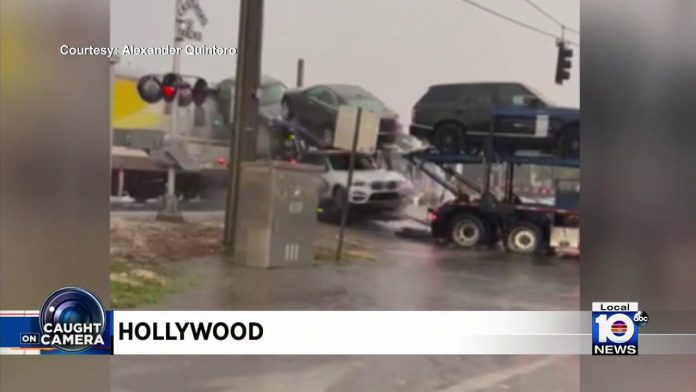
left=112, top=0, right=580, bottom=121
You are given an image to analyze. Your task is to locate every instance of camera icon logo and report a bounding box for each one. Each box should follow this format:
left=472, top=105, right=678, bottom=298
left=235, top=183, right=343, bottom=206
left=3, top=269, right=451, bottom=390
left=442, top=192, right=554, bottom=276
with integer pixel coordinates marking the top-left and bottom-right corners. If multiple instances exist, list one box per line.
left=39, top=286, right=106, bottom=352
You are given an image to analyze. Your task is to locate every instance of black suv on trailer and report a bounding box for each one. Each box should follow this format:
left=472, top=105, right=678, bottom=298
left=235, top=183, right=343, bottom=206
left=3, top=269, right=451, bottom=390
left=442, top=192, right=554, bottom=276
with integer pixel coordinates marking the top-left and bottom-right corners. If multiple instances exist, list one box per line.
left=410, top=82, right=579, bottom=157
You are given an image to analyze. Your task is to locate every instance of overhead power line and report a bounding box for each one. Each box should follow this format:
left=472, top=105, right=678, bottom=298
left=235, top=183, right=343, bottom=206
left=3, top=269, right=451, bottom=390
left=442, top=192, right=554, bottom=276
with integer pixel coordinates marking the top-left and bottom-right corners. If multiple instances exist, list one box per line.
left=458, top=0, right=579, bottom=47
left=524, top=0, right=580, bottom=35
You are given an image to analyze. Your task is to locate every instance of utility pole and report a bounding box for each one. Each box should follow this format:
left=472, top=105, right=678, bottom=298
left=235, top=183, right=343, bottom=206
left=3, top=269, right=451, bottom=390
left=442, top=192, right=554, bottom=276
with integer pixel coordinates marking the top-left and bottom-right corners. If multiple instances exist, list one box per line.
left=296, top=58, right=304, bottom=88
left=157, top=0, right=185, bottom=222
left=223, top=0, right=264, bottom=251
left=110, top=55, right=121, bottom=196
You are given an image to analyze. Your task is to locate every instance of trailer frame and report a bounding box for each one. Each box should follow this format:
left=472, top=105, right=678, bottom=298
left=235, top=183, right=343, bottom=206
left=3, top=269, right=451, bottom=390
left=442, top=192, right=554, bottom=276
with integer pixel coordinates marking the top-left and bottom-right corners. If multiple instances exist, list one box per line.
left=403, top=147, right=579, bottom=256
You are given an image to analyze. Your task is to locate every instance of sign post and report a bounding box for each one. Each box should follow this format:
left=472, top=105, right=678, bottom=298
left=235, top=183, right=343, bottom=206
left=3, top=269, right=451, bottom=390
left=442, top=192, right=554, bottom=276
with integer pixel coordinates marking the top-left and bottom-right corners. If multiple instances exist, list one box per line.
left=335, top=107, right=362, bottom=262
left=157, top=0, right=206, bottom=222
left=333, top=106, right=379, bottom=262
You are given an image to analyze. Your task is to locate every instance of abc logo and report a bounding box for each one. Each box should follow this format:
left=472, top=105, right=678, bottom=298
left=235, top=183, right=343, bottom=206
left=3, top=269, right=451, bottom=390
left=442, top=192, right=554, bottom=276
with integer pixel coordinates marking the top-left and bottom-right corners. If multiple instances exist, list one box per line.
left=633, top=311, right=649, bottom=327
left=595, top=313, right=635, bottom=344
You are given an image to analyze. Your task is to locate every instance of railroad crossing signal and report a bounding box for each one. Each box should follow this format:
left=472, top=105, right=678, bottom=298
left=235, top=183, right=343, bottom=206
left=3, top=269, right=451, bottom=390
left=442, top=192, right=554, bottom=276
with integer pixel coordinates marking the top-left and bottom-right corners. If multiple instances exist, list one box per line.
left=161, top=73, right=181, bottom=103
left=136, top=74, right=209, bottom=107
left=177, top=81, right=193, bottom=107
left=192, top=78, right=208, bottom=105
left=176, top=18, right=202, bottom=42
left=176, top=0, right=206, bottom=42
left=136, top=75, right=162, bottom=103
left=555, top=41, right=573, bottom=85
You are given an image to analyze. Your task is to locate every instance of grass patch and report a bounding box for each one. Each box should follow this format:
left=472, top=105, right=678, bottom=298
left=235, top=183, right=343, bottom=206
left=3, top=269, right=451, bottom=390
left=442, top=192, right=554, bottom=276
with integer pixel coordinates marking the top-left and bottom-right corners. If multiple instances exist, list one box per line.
left=314, top=245, right=375, bottom=263
left=110, top=258, right=195, bottom=309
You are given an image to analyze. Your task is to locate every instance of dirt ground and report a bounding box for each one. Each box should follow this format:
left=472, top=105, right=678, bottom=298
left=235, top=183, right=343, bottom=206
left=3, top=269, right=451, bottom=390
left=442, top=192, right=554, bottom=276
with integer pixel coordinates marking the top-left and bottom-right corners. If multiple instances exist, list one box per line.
left=110, top=217, right=372, bottom=264
left=110, top=217, right=224, bottom=263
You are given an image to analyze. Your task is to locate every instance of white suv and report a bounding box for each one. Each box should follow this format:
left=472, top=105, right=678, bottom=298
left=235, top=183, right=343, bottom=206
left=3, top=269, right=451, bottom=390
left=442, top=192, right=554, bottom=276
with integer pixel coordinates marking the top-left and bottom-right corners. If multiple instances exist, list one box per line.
left=298, top=150, right=414, bottom=216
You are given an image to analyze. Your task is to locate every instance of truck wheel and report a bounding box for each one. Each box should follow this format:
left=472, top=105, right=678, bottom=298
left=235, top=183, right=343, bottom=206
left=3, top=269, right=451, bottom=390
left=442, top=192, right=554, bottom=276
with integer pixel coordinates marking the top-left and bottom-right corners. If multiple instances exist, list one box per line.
left=558, top=126, right=579, bottom=158
left=450, top=213, right=488, bottom=249
left=433, top=123, right=465, bottom=153
left=505, top=222, right=544, bottom=255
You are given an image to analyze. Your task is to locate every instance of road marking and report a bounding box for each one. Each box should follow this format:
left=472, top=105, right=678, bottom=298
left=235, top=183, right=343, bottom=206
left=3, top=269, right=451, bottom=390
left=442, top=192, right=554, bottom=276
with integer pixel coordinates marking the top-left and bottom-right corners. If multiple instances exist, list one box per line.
left=437, top=356, right=564, bottom=392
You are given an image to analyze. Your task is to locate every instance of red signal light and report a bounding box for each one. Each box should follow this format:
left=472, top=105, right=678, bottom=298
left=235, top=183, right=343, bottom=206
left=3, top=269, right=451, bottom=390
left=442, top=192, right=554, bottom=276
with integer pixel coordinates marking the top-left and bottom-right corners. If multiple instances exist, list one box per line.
left=162, top=86, right=176, bottom=98
left=161, top=73, right=181, bottom=103
left=216, top=157, right=226, bottom=166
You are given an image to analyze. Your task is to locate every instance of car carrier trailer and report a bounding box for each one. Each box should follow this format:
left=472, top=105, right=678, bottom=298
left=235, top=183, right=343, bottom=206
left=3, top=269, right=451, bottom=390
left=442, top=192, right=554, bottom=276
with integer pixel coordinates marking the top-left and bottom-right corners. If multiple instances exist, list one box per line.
left=404, top=149, right=579, bottom=256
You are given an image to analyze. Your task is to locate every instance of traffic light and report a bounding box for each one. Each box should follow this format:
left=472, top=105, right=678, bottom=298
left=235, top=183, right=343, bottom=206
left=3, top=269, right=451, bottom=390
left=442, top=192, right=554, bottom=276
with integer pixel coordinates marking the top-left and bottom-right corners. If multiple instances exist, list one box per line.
left=135, top=74, right=208, bottom=106
left=136, top=75, right=162, bottom=103
left=161, top=73, right=181, bottom=103
left=192, top=78, right=208, bottom=106
left=555, top=41, right=573, bottom=85
left=177, top=81, right=193, bottom=107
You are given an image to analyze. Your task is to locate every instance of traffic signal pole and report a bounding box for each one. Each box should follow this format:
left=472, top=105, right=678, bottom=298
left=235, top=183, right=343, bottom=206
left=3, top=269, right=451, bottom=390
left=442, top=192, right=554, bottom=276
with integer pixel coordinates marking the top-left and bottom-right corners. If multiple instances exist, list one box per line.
left=157, top=0, right=184, bottom=222
left=223, top=0, right=264, bottom=251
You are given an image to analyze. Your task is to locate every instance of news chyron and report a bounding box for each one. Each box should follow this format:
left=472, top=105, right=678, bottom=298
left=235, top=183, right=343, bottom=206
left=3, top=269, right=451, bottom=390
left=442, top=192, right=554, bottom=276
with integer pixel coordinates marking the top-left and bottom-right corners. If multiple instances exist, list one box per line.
left=592, top=302, right=649, bottom=355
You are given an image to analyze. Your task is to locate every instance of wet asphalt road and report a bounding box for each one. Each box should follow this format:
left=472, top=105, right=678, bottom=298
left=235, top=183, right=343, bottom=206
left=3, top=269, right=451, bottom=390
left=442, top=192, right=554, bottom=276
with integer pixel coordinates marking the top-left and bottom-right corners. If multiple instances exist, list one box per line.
left=110, top=210, right=579, bottom=391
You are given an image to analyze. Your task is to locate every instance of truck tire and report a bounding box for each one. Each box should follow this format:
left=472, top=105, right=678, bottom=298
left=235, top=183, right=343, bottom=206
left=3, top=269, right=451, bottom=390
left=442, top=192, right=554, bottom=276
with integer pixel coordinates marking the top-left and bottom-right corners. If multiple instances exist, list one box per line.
left=449, top=213, right=488, bottom=249
left=433, top=123, right=465, bottom=153
left=504, top=222, right=544, bottom=255
left=558, top=125, right=579, bottom=158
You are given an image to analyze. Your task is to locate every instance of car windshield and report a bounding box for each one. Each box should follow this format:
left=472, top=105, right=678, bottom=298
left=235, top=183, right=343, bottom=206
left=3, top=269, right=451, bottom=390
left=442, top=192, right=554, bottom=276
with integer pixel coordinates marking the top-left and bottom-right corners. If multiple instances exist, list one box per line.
left=334, top=86, right=385, bottom=111
left=259, top=83, right=287, bottom=104
left=327, top=154, right=376, bottom=171
left=344, top=97, right=384, bottom=112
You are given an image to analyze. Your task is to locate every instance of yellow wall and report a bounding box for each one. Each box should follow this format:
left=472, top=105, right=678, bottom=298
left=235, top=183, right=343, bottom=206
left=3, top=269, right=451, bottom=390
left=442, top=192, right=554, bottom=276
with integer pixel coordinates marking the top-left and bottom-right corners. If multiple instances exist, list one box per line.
left=112, top=77, right=164, bottom=130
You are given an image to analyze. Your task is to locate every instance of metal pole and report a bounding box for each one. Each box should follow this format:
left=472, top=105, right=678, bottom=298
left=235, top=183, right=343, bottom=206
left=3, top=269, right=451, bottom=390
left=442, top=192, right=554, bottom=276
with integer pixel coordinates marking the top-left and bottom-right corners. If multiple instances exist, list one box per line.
left=335, top=107, right=362, bottom=262
left=224, top=0, right=264, bottom=250
left=158, top=0, right=184, bottom=221
left=482, top=120, right=494, bottom=195
left=109, top=55, right=120, bottom=197
left=296, top=58, right=304, bottom=88
left=506, top=162, right=515, bottom=202
left=117, top=167, right=125, bottom=196
left=480, top=115, right=496, bottom=209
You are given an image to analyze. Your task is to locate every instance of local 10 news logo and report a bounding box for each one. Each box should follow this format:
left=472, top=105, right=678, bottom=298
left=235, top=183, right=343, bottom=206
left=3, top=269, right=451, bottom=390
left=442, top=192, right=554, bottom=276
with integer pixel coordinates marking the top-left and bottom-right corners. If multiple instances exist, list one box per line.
left=592, top=302, right=649, bottom=355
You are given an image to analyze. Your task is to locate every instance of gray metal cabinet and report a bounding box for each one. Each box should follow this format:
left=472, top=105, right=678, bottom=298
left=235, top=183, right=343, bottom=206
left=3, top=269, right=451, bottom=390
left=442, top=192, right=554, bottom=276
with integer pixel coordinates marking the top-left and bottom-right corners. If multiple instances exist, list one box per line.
left=235, top=161, right=322, bottom=268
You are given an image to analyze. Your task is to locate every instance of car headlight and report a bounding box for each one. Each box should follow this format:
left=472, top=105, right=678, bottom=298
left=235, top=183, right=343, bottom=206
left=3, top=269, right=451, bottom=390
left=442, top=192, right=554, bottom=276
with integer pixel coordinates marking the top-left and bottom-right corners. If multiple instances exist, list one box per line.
left=352, top=180, right=367, bottom=187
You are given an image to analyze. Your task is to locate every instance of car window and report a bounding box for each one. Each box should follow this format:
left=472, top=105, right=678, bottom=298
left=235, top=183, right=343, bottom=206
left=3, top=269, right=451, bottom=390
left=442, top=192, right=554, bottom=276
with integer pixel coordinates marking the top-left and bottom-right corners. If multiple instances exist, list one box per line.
left=259, top=82, right=287, bottom=104
left=327, top=154, right=376, bottom=171
left=497, top=84, right=535, bottom=106
left=307, top=88, right=337, bottom=106
left=421, top=85, right=462, bottom=103
left=460, top=85, right=494, bottom=105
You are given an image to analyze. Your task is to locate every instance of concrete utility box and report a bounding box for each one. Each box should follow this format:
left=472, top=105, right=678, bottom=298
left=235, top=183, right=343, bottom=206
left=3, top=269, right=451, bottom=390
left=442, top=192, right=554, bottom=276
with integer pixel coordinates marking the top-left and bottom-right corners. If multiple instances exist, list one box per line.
left=234, top=160, right=322, bottom=268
